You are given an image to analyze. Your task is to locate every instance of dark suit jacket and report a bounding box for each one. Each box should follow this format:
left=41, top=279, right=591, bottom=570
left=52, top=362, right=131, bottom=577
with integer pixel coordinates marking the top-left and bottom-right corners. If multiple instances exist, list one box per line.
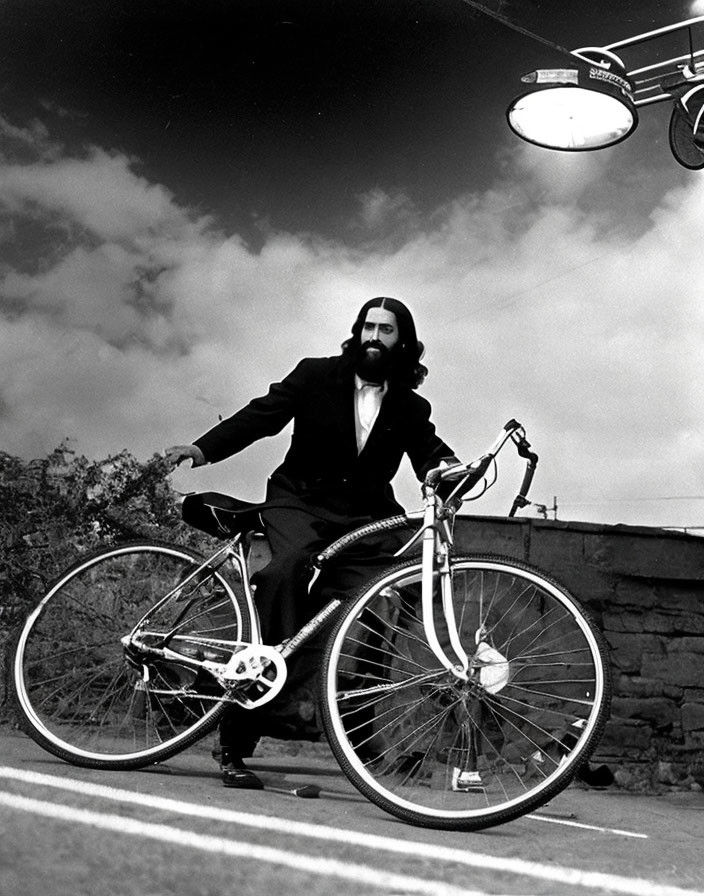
left=194, top=355, right=456, bottom=517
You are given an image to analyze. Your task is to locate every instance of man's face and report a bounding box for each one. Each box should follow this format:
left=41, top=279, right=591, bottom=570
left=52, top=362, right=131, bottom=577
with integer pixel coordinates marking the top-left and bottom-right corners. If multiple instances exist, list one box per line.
left=355, top=307, right=400, bottom=383
left=361, top=308, right=400, bottom=350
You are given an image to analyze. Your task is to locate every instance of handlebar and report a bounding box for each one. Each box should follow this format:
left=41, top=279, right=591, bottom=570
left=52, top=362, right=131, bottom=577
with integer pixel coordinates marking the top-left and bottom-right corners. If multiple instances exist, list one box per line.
left=425, top=420, right=539, bottom=517
left=508, top=429, right=539, bottom=517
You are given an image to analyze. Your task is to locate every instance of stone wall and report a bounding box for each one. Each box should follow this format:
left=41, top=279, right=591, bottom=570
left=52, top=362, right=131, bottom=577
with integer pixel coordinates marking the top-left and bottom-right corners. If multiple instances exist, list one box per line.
left=455, top=515, right=704, bottom=790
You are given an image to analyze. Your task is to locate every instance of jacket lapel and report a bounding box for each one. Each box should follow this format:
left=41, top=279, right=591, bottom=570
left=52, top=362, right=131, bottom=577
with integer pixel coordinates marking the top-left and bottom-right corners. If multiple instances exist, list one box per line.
left=329, top=362, right=359, bottom=461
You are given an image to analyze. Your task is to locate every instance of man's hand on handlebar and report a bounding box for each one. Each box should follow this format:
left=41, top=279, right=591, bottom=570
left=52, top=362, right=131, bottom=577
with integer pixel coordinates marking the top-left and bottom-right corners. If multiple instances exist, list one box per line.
left=164, top=444, right=206, bottom=469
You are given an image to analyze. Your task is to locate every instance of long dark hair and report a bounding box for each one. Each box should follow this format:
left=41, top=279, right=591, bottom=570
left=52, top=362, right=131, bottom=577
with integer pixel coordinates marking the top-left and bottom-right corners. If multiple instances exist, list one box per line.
left=341, top=297, right=428, bottom=389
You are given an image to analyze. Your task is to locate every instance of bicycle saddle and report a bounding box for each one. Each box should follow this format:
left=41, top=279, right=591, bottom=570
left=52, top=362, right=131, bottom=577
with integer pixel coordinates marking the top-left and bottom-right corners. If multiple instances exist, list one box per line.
left=181, top=492, right=266, bottom=539
left=181, top=491, right=307, bottom=539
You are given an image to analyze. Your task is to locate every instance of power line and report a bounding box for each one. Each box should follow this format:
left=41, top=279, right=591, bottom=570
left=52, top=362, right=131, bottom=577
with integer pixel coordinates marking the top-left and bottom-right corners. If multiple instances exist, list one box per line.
left=457, top=0, right=574, bottom=59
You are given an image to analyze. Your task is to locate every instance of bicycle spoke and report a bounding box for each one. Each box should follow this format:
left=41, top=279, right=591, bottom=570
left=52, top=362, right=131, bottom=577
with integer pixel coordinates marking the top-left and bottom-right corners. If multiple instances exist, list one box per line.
left=14, top=542, right=251, bottom=767
left=323, top=554, right=611, bottom=831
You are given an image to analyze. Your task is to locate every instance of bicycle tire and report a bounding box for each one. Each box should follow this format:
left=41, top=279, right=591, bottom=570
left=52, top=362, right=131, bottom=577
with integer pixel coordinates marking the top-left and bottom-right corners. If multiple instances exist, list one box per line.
left=13, top=540, right=253, bottom=769
left=320, top=553, right=611, bottom=830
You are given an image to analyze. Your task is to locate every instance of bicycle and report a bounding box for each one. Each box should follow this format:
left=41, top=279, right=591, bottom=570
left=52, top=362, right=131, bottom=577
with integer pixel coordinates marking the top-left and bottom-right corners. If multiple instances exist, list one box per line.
left=12, top=420, right=611, bottom=831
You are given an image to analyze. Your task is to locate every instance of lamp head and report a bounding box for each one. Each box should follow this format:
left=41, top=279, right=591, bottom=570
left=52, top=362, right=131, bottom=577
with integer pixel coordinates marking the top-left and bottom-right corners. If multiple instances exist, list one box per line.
left=507, top=50, right=638, bottom=151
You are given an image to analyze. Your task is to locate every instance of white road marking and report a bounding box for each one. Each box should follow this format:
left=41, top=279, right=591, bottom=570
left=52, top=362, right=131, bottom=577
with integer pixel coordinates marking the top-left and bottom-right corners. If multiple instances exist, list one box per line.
left=527, top=812, right=649, bottom=838
left=0, top=766, right=698, bottom=896
left=0, top=790, right=491, bottom=896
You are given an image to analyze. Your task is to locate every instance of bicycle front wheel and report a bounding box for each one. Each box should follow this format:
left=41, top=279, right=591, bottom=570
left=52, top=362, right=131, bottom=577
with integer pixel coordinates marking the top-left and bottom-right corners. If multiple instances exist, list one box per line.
left=321, top=554, right=611, bottom=830
left=13, top=540, right=252, bottom=769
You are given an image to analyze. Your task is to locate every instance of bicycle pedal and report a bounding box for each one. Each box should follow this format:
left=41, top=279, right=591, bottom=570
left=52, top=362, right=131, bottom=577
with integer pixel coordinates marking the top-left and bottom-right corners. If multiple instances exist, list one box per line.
left=451, top=768, right=484, bottom=791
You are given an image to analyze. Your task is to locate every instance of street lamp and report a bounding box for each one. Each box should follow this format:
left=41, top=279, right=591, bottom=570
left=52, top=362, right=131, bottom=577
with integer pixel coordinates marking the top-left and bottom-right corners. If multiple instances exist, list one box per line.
left=506, top=16, right=704, bottom=168
left=507, top=49, right=637, bottom=151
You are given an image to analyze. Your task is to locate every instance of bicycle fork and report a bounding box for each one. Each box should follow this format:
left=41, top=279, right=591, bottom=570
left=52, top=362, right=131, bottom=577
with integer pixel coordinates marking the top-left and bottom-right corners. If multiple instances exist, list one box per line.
left=420, top=497, right=471, bottom=681
left=420, top=501, right=511, bottom=695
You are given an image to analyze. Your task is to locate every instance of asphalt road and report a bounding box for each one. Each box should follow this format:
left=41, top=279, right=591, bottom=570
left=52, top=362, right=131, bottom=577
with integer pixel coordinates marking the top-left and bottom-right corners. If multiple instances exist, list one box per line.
left=1, top=727, right=703, bottom=896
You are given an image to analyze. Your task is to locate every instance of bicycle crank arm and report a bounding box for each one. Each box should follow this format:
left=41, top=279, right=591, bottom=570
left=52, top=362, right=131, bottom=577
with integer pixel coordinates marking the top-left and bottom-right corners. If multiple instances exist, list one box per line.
left=208, top=645, right=288, bottom=708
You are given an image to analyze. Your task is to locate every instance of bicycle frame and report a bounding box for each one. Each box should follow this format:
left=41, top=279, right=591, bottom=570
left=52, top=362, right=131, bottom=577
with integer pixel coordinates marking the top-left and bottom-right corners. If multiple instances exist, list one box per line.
left=126, top=420, right=538, bottom=706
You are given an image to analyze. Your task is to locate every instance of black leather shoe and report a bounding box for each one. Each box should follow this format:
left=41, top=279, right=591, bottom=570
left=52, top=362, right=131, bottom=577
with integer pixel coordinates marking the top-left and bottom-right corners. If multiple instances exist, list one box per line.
left=222, top=763, right=264, bottom=790
left=219, top=749, right=264, bottom=790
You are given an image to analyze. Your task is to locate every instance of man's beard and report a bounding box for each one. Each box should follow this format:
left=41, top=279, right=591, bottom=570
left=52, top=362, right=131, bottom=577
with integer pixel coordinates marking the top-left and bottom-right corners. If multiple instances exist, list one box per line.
left=355, top=340, right=395, bottom=384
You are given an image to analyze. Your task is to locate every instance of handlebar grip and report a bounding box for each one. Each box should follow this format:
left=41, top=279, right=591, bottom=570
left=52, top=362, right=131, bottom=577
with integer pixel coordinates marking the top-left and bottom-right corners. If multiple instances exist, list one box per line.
left=509, top=452, right=539, bottom=517
left=517, top=459, right=537, bottom=499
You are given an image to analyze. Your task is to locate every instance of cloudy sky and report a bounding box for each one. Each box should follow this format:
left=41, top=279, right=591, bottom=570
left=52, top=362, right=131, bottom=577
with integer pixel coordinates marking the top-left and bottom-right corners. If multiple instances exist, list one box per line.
left=3, top=0, right=704, bottom=529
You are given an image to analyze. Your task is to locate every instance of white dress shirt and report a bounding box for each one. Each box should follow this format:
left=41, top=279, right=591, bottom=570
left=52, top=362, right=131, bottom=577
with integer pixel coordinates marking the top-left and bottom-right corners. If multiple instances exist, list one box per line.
left=354, top=375, right=387, bottom=453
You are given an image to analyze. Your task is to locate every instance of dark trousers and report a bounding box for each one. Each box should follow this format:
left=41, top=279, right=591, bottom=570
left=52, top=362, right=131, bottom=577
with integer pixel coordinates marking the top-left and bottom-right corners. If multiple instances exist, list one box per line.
left=218, top=493, right=406, bottom=755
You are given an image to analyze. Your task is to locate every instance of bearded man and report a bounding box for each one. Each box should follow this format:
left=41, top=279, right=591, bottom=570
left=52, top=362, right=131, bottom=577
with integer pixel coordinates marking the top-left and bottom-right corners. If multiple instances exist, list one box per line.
left=165, top=296, right=458, bottom=788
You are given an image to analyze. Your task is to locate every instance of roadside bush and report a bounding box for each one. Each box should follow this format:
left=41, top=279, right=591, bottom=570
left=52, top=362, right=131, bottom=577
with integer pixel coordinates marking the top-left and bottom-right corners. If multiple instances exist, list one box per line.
left=0, top=443, right=208, bottom=720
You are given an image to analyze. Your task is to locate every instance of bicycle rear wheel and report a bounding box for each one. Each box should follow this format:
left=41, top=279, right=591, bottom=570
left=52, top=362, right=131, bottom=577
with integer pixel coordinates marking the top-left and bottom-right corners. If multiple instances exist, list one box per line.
left=13, top=540, right=252, bottom=769
left=321, top=554, right=611, bottom=830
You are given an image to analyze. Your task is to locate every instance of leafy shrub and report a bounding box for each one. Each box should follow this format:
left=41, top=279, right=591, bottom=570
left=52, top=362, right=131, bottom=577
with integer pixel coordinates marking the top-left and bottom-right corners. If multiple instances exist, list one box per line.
left=0, top=444, right=209, bottom=718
